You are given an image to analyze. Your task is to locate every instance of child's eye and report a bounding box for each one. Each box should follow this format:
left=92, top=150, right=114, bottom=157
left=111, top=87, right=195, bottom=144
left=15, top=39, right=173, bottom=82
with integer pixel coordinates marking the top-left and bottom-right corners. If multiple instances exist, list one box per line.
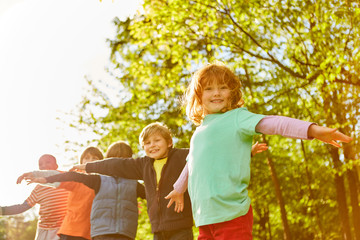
left=220, top=85, right=228, bottom=89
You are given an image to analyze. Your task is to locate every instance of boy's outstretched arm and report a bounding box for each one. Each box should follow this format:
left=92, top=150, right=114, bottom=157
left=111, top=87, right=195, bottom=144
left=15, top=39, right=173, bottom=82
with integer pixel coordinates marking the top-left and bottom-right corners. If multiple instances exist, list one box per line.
left=17, top=172, right=35, bottom=184
left=27, top=172, right=100, bottom=193
left=308, top=125, right=353, bottom=147
left=70, top=164, right=86, bottom=171
left=17, top=170, right=61, bottom=184
left=78, top=157, right=143, bottom=180
left=0, top=201, right=32, bottom=216
left=24, top=176, right=61, bottom=188
left=26, top=177, right=47, bottom=184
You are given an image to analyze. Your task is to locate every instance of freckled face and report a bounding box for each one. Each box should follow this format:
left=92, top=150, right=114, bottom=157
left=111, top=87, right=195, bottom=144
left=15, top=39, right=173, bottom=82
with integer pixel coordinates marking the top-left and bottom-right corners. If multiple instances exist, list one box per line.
left=201, top=83, right=231, bottom=115
left=143, top=133, right=172, bottom=160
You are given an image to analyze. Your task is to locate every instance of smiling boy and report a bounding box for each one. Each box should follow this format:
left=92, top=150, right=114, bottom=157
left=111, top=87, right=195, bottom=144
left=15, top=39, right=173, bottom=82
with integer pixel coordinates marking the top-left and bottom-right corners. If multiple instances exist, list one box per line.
left=71, top=122, right=194, bottom=240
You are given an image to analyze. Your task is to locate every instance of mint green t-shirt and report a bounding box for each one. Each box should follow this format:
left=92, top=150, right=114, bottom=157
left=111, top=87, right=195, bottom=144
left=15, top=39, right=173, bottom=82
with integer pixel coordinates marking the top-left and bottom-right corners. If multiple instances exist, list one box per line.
left=187, top=107, right=265, bottom=226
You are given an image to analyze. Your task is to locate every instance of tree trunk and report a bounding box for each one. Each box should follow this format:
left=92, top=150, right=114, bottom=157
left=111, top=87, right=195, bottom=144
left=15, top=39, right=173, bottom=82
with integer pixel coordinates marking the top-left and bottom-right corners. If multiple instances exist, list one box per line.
left=343, top=143, right=360, bottom=240
left=263, top=137, right=292, bottom=240
left=258, top=207, right=270, bottom=240
left=330, top=147, right=352, bottom=240
left=268, top=207, right=273, bottom=240
left=346, top=169, right=360, bottom=240
left=300, top=140, right=324, bottom=239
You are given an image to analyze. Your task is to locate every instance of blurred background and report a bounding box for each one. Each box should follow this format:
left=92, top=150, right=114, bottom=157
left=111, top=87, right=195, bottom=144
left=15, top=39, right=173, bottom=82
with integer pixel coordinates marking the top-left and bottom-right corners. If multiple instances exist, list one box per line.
left=0, top=0, right=359, bottom=239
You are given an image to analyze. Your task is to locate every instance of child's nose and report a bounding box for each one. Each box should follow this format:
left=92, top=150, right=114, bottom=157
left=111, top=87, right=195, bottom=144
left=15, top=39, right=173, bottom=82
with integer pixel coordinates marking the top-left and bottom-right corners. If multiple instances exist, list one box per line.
left=213, top=88, right=220, bottom=95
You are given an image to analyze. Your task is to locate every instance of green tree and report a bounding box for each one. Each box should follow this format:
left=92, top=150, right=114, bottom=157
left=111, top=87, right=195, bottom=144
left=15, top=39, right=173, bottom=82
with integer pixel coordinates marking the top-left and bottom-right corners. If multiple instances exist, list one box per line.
left=0, top=219, right=6, bottom=240
left=136, top=198, right=152, bottom=240
left=1, top=213, right=37, bottom=240
left=73, top=0, right=360, bottom=239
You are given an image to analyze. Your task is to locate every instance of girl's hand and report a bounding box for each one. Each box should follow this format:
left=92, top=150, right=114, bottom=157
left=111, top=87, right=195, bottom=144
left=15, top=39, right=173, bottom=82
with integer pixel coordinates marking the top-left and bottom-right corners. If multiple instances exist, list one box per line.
left=165, top=189, right=184, bottom=213
left=251, top=141, right=268, bottom=156
left=70, top=164, right=86, bottom=172
left=308, top=125, right=353, bottom=147
left=25, top=177, right=47, bottom=185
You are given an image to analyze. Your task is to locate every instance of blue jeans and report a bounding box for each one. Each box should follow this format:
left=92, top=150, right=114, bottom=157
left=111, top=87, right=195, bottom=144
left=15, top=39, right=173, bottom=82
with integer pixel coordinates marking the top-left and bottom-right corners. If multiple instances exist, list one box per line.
left=153, top=227, right=193, bottom=240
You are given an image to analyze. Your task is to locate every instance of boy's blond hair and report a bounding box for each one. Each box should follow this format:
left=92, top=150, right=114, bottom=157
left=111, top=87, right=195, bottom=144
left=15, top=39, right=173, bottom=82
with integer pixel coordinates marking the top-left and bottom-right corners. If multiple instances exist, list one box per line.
left=106, top=141, right=133, bottom=158
left=139, top=122, right=173, bottom=148
left=80, top=146, right=104, bottom=164
left=184, top=62, right=244, bottom=125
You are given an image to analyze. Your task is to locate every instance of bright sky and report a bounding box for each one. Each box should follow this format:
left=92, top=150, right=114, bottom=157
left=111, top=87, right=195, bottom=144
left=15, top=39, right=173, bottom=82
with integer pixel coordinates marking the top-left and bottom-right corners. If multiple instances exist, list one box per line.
left=0, top=0, right=141, bottom=206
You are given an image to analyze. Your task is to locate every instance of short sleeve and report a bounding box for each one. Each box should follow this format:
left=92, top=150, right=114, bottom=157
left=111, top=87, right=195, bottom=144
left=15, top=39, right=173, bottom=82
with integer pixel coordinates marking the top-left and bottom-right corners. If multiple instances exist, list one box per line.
left=26, top=185, right=41, bottom=207
left=235, top=108, right=265, bottom=136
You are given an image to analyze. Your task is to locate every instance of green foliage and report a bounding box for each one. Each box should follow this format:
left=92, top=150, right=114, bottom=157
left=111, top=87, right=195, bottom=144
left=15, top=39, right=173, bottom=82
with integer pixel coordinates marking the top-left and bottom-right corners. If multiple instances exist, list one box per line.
left=136, top=198, right=152, bottom=239
left=0, top=219, right=6, bottom=240
left=0, top=213, right=37, bottom=240
left=72, top=0, right=360, bottom=238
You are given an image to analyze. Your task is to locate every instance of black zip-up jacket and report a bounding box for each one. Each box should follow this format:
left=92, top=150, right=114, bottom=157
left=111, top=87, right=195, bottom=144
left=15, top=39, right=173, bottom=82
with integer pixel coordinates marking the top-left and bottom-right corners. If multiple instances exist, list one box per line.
left=85, top=148, right=193, bottom=233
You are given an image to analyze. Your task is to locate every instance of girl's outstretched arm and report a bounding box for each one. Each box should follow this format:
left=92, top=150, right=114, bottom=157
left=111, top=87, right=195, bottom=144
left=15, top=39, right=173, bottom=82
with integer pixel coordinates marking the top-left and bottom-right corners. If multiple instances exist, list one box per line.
left=255, top=116, right=313, bottom=139
left=165, top=190, right=184, bottom=213
left=173, top=163, right=189, bottom=194
left=255, top=116, right=352, bottom=147
left=251, top=142, right=268, bottom=156
left=308, top=125, right=352, bottom=147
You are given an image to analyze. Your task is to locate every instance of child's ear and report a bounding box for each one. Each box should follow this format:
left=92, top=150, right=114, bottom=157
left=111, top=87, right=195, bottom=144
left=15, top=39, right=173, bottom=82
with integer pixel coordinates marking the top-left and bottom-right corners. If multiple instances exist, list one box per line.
left=168, top=140, right=173, bottom=148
